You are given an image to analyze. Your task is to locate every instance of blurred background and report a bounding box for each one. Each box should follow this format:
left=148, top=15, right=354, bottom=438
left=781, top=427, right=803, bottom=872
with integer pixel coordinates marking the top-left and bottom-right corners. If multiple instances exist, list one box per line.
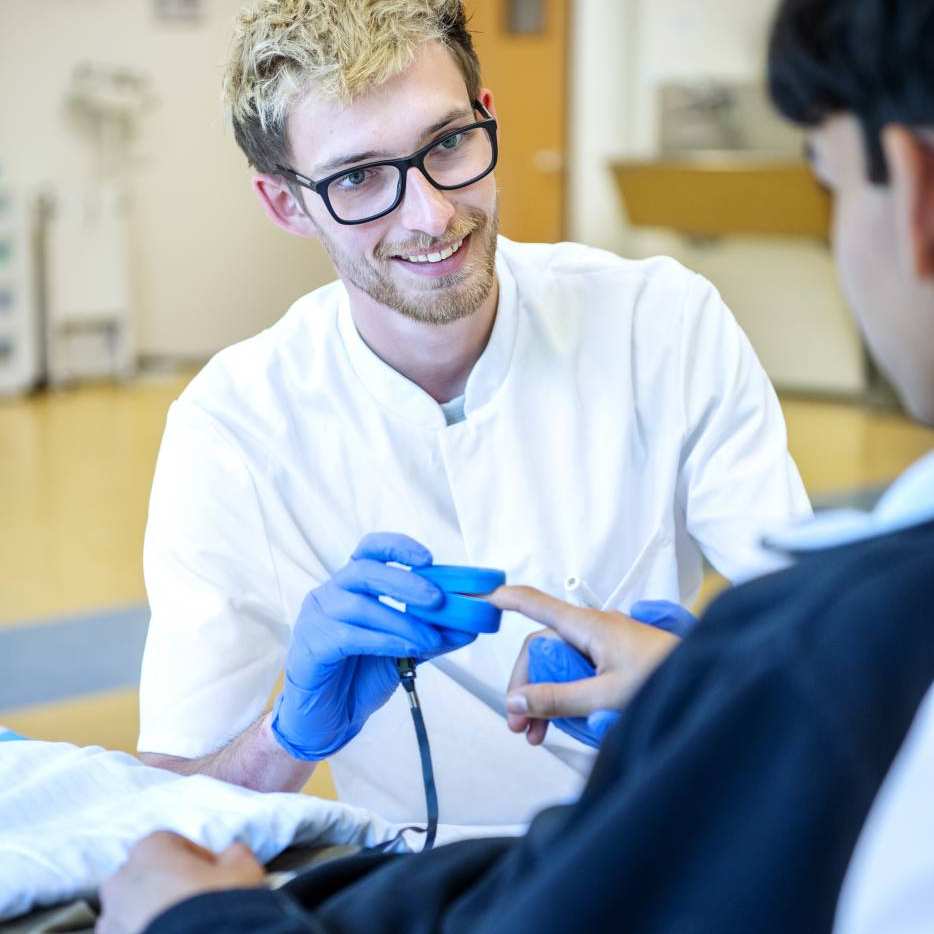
left=1, top=0, right=932, bottom=793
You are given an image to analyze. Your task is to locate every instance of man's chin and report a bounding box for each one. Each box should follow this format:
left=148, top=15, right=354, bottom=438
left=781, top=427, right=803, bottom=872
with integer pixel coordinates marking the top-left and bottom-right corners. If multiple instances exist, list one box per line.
left=391, top=294, right=484, bottom=326
left=379, top=262, right=490, bottom=321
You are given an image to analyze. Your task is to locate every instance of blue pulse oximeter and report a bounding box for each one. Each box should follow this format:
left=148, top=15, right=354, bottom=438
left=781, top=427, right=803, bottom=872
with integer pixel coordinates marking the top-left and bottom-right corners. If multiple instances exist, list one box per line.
left=408, top=564, right=506, bottom=633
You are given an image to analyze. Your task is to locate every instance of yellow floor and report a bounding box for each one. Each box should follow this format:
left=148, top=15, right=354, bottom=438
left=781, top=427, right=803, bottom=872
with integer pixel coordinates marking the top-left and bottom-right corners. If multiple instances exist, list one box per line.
left=0, top=375, right=190, bottom=625
left=781, top=395, right=934, bottom=495
left=1, top=375, right=931, bottom=798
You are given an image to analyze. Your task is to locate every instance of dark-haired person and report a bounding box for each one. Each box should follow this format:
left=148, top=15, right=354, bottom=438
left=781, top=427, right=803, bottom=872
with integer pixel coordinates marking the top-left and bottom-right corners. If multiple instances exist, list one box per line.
left=96, top=1, right=933, bottom=932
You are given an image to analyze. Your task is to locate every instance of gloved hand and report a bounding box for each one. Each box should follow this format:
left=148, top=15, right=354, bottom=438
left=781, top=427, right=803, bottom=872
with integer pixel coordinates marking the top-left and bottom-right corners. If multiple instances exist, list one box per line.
left=271, top=532, right=475, bottom=761
left=526, top=637, right=620, bottom=749
left=628, top=599, right=698, bottom=637
left=524, top=600, right=697, bottom=749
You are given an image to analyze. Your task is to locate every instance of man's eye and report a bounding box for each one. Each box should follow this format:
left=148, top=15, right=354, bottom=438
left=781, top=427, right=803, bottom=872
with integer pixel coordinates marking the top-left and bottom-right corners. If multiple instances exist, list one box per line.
left=337, top=169, right=370, bottom=189
left=438, top=132, right=465, bottom=151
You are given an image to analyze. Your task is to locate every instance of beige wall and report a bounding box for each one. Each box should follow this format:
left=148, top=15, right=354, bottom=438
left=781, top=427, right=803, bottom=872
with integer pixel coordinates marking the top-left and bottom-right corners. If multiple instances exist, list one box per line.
left=0, top=0, right=335, bottom=359
left=0, top=0, right=866, bottom=391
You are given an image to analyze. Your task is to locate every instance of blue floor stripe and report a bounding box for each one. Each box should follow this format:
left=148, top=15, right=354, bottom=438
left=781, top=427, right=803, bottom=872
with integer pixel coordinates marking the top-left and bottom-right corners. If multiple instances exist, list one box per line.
left=0, top=605, right=150, bottom=710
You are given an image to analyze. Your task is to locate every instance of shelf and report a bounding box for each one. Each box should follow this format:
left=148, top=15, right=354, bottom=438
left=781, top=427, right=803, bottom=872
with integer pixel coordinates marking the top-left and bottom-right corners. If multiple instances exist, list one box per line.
left=610, top=154, right=830, bottom=238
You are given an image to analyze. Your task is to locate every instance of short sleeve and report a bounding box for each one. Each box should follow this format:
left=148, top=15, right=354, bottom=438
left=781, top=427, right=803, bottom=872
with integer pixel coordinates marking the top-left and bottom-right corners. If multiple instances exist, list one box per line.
left=676, top=274, right=812, bottom=581
left=138, top=400, right=289, bottom=758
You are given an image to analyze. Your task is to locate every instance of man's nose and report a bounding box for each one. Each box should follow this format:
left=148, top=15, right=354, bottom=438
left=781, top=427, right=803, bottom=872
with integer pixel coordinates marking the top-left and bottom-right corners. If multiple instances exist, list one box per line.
left=398, top=168, right=455, bottom=237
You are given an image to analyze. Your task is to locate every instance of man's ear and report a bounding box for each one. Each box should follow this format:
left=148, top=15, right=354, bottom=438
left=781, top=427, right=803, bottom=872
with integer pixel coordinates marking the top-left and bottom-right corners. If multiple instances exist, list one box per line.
left=478, top=87, right=497, bottom=121
left=882, top=125, right=934, bottom=280
left=252, top=174, right=318, bottom=238
left=477, top=88, right=500, bottom=154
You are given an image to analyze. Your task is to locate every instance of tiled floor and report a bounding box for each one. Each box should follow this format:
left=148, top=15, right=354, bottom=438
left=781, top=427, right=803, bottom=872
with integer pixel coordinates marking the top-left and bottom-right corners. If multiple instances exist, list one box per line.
left=1, top=374, right=931, bottom=804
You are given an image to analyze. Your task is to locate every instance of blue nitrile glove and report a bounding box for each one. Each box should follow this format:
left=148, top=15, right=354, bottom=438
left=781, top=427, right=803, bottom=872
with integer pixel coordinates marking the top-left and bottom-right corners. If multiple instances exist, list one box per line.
left=526, top=600, right=696, bottom=748
left=629, top=599, right=698, bottom=637
left=526, top=638, right=621, bottom=749
left=271, top=532, right=476, bottom=761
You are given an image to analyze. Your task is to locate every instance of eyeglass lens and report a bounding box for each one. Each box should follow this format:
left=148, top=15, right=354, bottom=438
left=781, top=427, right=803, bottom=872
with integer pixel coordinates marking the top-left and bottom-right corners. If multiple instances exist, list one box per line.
left=325, top=125, right=493, bottom=223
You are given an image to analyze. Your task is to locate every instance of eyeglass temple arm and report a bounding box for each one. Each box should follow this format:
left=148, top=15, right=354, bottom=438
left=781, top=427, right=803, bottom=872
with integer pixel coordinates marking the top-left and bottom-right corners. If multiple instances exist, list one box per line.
left=275, top=165, right=318, bottom=190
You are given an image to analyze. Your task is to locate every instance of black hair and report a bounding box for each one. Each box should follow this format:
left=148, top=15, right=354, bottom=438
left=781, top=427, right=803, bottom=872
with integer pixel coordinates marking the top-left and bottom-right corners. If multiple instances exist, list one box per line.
left=768, top=0, right=934, bottom=184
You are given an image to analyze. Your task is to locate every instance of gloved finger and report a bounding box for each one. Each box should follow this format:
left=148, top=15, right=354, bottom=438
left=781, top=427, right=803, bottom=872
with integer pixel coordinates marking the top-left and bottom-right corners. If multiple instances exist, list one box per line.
left=327, top=593, right=447, bottom=653
left=629, top=600, right=696, bottom=638
left=527, top=637, right=596, bottom=686
left=334, top=559, right=443, bottom=608
left=552, top=715, right=601, bottom=748
left=587, top=709, right=622, bottom=742
left=506, top=672, right=620, bottom=720
left=327, top=621, right=444, bottom=660
left=431, top=627, right=477, bottom=653
left=525, top=640, right=598, bottom=745
left=399, top=626, right=477, bottom=664
left=298, top=592, right=445, bottom=663
left=351, top=532, right=433, bottom=567
left=506, top=628, right=559, bottom=732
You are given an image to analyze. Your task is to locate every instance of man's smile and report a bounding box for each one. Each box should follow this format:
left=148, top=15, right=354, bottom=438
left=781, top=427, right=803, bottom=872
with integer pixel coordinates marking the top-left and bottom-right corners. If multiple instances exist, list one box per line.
left=388, top=234, right=472, bottom=278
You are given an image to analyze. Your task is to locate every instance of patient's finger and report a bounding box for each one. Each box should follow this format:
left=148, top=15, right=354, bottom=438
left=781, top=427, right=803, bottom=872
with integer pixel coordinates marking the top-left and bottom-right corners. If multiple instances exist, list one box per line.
left=490, top=586, right=607, bottom=657
left=505, top=628, right=557, bottom=732
left=135, top=831, right=216, bottom=864
left=507, top=673, right=619, bottom=721
left=217, top=842, right=265, bottom=878
left=526, top=717, right=549, bottom=746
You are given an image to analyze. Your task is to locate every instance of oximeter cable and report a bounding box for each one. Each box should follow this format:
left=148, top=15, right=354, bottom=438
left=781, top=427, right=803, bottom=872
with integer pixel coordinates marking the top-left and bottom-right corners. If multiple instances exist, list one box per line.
left=396, top=657, right=438, bottom=850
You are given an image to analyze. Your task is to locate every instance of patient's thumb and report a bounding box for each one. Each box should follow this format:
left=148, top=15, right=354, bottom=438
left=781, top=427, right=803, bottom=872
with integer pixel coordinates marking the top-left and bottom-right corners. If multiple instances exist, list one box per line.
left=509, top=679, right=597, bottom=721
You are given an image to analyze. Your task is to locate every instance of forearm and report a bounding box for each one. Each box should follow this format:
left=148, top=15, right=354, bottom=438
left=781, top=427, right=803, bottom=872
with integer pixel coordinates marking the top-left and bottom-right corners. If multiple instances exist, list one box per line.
left=139, top=713, right=316, bottom=793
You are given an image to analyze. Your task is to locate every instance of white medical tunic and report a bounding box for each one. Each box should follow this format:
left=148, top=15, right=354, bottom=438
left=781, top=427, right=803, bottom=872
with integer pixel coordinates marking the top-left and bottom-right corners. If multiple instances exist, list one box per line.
left=138, top=237, right=810, bottom=837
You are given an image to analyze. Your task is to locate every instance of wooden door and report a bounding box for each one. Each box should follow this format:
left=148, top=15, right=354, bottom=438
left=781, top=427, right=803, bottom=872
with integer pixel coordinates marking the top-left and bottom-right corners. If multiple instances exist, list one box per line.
left=466, top=0, right=568, bottom=243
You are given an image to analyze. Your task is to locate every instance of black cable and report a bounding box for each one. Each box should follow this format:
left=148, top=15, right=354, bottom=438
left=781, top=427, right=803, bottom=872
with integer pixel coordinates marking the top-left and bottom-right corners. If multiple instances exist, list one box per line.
left=396, top=658, right=438, bottom=851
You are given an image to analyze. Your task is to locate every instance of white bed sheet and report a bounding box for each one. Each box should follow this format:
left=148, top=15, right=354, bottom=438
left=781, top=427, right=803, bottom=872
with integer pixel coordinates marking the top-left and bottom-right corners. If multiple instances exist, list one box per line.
left=0, top=736, right=408, bottom=921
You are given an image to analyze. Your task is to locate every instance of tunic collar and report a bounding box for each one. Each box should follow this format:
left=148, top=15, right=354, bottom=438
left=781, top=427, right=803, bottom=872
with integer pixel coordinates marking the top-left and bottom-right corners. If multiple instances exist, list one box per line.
left=336, top=238, right=519, bottom=430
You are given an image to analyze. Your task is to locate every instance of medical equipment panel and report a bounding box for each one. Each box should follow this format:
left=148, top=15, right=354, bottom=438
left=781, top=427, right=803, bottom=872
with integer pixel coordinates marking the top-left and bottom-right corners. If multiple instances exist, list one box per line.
left=0, top=183, right=41, bottom=396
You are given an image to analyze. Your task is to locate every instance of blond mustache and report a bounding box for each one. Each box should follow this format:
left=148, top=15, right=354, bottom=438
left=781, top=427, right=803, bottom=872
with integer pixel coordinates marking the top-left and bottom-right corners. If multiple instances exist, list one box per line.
left=376, top=214, right=486, bottom=260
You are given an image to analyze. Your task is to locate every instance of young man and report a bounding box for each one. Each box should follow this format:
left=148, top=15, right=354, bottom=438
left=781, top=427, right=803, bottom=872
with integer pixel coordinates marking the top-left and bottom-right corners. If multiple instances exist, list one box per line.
left=136, top=0, right=808, bottom=835
left=97, top=0, right=933, bottom=931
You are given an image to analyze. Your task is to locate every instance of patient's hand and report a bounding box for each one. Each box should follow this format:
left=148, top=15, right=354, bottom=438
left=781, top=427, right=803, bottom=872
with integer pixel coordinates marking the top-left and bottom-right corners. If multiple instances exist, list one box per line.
left=489, top=586, right=680, bottom=746
left=96, top=831, right=264, bottom=934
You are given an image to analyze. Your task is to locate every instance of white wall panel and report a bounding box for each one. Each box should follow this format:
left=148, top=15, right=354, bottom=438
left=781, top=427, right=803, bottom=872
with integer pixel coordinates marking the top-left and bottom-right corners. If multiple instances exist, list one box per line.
left=0, top=0, right=335, bottom=359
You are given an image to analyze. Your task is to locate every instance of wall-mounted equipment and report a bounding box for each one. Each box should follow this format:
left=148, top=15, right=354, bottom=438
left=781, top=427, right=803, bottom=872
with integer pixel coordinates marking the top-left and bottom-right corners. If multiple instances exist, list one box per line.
left=153, top=0, right=202, bottom=21
left=43, top=64, right=156, bottom=384
left=0, top=182, right=41, bottom=396
left=506, top=0, right=546, bottom=35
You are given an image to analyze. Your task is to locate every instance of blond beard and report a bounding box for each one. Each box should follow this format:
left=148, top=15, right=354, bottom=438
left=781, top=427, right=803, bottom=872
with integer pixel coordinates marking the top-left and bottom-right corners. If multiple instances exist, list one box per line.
left=317, top=205, right=499, bottom=325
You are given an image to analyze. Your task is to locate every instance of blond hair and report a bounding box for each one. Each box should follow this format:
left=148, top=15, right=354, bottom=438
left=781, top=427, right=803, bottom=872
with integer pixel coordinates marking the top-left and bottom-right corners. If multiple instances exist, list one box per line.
left=223, top=0, right=482, bottom=173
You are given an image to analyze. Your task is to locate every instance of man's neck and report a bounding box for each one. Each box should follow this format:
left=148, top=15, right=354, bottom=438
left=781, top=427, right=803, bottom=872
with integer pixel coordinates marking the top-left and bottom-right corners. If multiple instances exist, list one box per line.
left=345, top=281, right=500, bottom=404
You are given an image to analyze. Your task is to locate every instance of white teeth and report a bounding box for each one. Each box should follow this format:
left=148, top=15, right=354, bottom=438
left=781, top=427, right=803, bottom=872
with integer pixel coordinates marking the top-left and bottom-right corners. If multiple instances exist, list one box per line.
left=403, top=237, right=463, bottom=264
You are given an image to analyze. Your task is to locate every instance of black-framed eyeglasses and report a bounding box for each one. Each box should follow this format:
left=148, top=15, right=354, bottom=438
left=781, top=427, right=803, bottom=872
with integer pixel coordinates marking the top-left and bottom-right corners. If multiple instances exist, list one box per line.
left=276, top=100, right=498, bottom=225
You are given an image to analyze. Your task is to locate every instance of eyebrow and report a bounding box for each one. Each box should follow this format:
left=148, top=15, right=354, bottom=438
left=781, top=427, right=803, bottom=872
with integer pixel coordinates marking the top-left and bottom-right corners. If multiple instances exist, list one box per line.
left=312, top=105, right=476, bottom=177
